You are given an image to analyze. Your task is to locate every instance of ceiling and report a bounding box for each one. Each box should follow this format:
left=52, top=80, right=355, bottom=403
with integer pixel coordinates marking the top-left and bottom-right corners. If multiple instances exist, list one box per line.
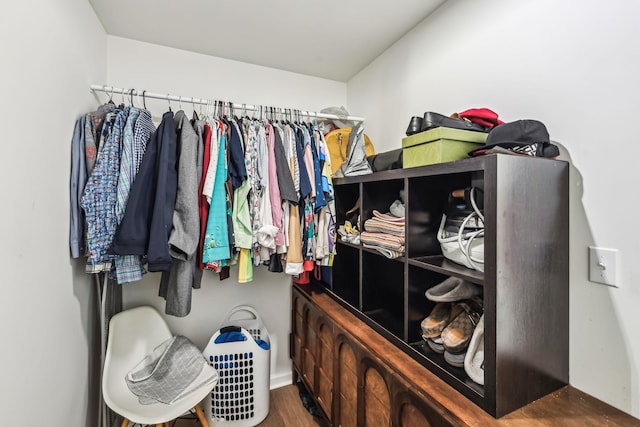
left=89, top=0, right=446, bottom=82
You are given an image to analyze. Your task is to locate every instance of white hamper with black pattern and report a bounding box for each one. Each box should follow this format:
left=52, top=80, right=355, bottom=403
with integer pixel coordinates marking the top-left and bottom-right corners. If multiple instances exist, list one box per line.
left=203, top=306, right=271, bottom=426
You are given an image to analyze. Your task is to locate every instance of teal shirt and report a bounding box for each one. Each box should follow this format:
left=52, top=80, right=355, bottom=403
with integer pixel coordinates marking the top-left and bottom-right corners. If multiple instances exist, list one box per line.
left=202, top=134, right=230, bottom=263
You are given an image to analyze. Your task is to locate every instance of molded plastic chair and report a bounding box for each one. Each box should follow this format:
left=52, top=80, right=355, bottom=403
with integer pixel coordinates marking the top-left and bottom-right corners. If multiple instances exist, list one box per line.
left=103, top=306, right=215, bottom=427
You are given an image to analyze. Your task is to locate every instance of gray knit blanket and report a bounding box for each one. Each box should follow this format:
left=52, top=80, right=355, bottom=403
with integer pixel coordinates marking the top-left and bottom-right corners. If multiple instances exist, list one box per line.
left=125, top=335, right=217, bottom=404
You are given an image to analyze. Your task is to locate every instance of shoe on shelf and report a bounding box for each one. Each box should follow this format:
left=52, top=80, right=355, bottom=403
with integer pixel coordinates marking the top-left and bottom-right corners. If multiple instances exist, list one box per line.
left=422, top=112, right=487, bottom=133
left=405, top=116, right=424, bottom=136
left=444, top=350, right=466, bottom=368
left=425, top=277, right=482, bottom=302
left=420, top=302, right=464, bottom=339
left=441, top=298, right=483, bottom=354
left=464, top=313, right=485, bottom=385
left=424, top=336, right=445, bottom=354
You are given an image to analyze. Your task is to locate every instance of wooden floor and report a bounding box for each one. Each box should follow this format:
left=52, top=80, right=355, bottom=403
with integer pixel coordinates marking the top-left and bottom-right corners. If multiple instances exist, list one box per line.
left=174, top=384, right=325, bottom=427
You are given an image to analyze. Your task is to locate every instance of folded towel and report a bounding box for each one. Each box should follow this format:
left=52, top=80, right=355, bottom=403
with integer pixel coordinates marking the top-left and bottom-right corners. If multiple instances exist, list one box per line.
left=364, top=210, right=405, bottom=237
left=361, top=232, right=404, bottom=252
left=363, top=243, right=404, bottom=259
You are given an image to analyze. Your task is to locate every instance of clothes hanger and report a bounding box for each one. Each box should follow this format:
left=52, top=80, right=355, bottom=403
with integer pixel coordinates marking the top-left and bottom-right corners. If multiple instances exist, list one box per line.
left=107, top=85, right=115, bottom=105
left=118, top=89, right=127, bottom=109
left=167, top=93, right=172, bottom=112
left=191, top=97, right=199, bottom=121
left=129, top=89, right=135, bottom=107
left=142, top=90, right=147, bottom=110
left=101, top=85, right=109, bottom=105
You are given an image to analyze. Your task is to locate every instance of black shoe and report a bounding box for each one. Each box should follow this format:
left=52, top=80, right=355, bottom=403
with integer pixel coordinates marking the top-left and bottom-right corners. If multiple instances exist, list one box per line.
left=405, top=116, right=424, bottom=136
left=422, top=112, right=487, bottom=133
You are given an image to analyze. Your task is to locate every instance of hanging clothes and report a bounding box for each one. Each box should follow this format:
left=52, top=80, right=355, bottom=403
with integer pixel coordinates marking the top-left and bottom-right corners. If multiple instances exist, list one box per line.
left=110, top=111, right=177, bottom=273
left=158, top=111, right=203, bottom=317
left=81, top=106, right=127, bottom=272
left=202, top=127, right=230, bottom=264
left=284, top=124, right=304, bottom=275
left=266, top=122, right=285, bottom=249
left=84, top=102, right=116, bottom=176
left=113, top=106, right=146, bottom=284
left=71, top=91, right=347, bottom=316
left=70, top=115, right=87, bottom=259
left=197, top=123, right=213, bottom=271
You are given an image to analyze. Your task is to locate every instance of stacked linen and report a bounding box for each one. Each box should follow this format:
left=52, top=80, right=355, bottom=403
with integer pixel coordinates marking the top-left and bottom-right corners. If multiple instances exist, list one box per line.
left=361, top=209, right=405, bottom=259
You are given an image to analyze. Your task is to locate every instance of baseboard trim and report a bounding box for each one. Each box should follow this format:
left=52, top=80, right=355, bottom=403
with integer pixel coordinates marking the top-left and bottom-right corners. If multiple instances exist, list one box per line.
left=270, top=371, right=293, bottom=390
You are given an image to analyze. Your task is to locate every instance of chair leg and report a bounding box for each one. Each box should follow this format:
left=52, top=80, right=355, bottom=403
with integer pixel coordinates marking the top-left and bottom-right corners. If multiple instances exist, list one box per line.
left=120, top=418, right=129, bottom=427
left=194, top=403, right=210, bottom=427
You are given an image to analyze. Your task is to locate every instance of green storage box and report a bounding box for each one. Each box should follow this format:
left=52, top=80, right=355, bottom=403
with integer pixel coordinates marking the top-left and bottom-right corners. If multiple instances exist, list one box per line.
left=401, top=127, right=488, bottom=168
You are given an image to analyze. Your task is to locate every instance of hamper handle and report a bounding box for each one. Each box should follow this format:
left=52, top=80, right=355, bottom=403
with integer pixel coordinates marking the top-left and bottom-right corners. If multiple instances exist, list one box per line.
left=220, top=326, right=242, bottom=334
left=210, top=326, right=254, bottom=344
left=222, top=305, right=263, bottom=324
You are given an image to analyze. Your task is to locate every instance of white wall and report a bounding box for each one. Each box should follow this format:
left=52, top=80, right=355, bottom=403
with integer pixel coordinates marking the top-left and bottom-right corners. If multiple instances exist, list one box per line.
left=347, top=0, right=640, bottom=418
left=0, top=1, right=106, bottom=426
left=105, top=36, right=347, bottom=388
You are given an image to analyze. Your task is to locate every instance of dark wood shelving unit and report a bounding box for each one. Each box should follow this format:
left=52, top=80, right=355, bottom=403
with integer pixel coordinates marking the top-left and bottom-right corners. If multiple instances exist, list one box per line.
left=319, top=154, right=570, bottom=417
left=408, top=255, right=484, bottom=285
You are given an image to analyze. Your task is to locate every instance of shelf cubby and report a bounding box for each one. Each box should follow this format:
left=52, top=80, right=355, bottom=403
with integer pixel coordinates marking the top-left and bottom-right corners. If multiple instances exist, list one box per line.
left=361, top=251, right=405, bottom=338
left=331, top=242, right=360, bottom=308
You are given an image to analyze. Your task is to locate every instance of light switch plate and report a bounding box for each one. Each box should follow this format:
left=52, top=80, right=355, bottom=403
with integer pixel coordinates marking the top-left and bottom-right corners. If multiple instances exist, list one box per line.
left=588, top=246, right=618, bottom=287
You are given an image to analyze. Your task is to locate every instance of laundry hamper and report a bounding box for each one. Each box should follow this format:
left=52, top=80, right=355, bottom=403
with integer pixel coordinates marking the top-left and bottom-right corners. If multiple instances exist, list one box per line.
left=203, top=306, right=271, bottom=426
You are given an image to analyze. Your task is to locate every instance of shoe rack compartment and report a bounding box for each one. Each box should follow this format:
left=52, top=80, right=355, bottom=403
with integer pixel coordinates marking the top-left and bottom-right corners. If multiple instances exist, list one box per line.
left=406, top=173, right=473, bottom=259
left=331, top=243, right=360, bottom=308
left=328, top=155, right=569, bottom=417
left=407, top=265, right=485, bottom=401
left=360, top=178, right=405, bottom=338
left=333, top=181, right=361, bottom=305
left=406, top=266, right=449, bottom=344
left=361, top=179, right=405, bottom=229
left=361, top=251, right=404, bottom=338
left=334, top=182, right=360, bottom=250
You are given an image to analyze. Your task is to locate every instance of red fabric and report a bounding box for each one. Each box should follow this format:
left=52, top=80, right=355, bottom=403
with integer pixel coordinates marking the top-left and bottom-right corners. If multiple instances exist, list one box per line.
left=197, top=124, right=212, bottom=271
left=458, top=108, right=504, bottom=129
left=293, top=271, right=310, bottom=284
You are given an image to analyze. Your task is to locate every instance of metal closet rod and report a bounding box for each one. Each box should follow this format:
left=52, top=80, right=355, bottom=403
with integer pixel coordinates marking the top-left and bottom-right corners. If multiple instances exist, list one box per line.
left=90, top=84, right=365, bottom=122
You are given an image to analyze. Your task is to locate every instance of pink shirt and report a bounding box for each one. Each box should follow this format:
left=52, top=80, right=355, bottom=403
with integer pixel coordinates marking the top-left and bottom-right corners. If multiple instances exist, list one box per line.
left=266, top=123, right=285, bottom=246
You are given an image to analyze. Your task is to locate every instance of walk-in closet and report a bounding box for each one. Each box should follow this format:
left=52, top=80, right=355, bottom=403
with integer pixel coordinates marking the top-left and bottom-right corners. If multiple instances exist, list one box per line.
left=3, top=1, right=640, bottom=426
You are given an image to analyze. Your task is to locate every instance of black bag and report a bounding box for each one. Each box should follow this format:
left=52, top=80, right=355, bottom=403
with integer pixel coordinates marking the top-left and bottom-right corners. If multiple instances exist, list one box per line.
left=367, top=149, right=403, bottom=172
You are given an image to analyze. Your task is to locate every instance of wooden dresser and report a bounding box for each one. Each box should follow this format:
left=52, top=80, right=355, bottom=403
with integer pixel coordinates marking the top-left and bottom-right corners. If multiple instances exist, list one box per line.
left=291, top=283, right=640, bottom=427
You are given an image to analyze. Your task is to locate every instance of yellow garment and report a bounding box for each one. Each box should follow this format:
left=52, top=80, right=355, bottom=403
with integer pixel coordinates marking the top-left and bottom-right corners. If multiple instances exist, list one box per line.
left=324, top=127, right=375, bottom=175
left=237, top=248, right=253, bottom=283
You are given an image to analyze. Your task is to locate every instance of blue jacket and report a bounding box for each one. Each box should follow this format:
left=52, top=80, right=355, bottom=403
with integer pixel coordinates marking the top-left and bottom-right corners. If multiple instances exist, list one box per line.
left=110, top=112, right=178, bottom=272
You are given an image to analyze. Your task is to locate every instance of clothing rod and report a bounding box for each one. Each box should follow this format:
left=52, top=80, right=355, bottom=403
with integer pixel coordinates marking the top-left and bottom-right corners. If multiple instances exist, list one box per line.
left=90, top=84, right=365, bottom=122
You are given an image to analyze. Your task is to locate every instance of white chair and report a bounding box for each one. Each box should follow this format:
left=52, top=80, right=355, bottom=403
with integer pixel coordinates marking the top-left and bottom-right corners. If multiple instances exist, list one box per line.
left=103, top=306, right=215, bottom=427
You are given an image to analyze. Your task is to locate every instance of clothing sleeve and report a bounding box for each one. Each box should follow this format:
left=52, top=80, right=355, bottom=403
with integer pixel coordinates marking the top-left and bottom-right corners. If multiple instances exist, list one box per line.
left=168, top=113, right=201, bottom=260
left=69, top=116, right=87, bottom=258
left=273, top=128, right=297, bottom=203
left=147, top=112, right=178, bottom=272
